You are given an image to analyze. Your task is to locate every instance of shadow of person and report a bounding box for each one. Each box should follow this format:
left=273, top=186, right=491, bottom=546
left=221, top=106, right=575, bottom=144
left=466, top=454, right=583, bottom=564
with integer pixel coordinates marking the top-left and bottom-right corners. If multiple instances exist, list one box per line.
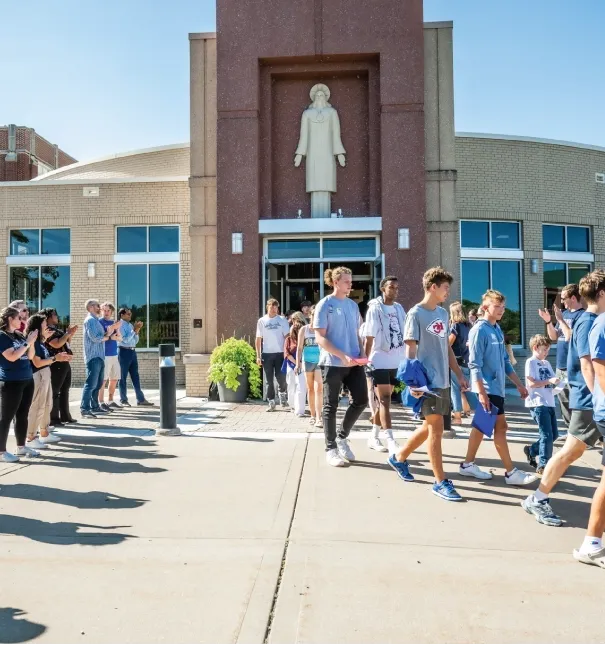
left=56, top=436, right=156, bottom=449
left=0, top=515, right=134, bottom=545
left=55, top=442, right=177, bottom=461
left=0, top=607, right=46, bottom=643
left=36, top=455, right=166, bottom=475
left=0, top=485, right=148, bottom=510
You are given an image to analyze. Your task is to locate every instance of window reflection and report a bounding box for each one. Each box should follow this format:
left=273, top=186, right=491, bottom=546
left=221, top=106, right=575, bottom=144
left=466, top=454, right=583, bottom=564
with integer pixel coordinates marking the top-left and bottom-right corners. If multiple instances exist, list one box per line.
left=323, top=238, right=375, bottom=257
left=10, top=230, right=40, bottom=256
left=460, top=222, right=489, bottom=248
left=491, top=222, right=519, bottom=249
left=42, top=229, right=70, bottom=255
left=117, top=264, right=148, bottom=347
left=567, top=227, right=590, bottom=253
left=149, top=264, right=180, bottom=347
left=9, top=265, right=70, bottom=325
left=267, top=240, right=320, bottom=259
left=543, top=225, right=565, bottom=251
left=117, top=227, right=147, bottom=253
left=149, top=227, right=179, bottom=253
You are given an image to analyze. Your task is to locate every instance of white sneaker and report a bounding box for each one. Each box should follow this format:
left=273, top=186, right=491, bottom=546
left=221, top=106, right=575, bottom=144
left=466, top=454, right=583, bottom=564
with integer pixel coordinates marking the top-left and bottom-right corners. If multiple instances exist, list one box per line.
left=367, top=436, right=388, bottom=452
left=443, top=429, right=457, bottom=439
left=266, top=400, right=276, bottom=412
left=505, top=467, right=538, bottom=486
left=459, top=462, right=493, bottom=480
left=1, top=451, right=19, bottom=463
left=47, top=425, right=55, bottom=431
left=25, top=438, right=48, bottom=450
left=326, top=448, right=346, bottom=467
left=386, top=438, right=400, bottom=456
left=16, top=446, right=40, bottom=457
left=314, top=419, right=323, bottom=428
left=39, top=434, right=61, bottom=445
left=336, top=438, right=356, bottom=462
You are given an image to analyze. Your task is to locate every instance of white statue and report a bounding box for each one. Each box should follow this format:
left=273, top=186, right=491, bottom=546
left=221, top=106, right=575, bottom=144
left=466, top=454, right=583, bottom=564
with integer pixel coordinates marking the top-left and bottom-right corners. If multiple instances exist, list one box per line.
left=294, top=84, right=346, bottom=218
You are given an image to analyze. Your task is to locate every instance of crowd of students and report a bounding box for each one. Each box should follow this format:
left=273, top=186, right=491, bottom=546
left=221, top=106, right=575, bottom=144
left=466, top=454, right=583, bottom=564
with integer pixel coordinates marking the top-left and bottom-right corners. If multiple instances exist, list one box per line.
left=255, top=266, right=605, bottom=570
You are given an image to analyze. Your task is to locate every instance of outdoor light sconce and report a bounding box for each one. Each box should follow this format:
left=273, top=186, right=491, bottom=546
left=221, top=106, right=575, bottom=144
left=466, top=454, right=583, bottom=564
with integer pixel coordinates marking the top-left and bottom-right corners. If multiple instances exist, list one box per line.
left=232, top=232, right=243, bottom=254
left=531, top=259, right=539, bottom=274
left=398, top=228, right=410, bottom=250
left=87, top=262, right=96, bottom=278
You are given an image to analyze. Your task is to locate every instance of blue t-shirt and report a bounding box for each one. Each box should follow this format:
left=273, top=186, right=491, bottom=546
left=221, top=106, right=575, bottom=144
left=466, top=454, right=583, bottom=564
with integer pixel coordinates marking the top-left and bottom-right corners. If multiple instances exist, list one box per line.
left=99, top=318, right=118, bottom=357
left=567, top=311, right=597, bottom=410
left=555, top=308, right=585, bottom=370
left=589, top=312, right=605, bottom=422
left=313, top=295, right=361, bottom=367
left=0, top=331, right=34, bottom=381
left=32, top=340, right=50, bottom=373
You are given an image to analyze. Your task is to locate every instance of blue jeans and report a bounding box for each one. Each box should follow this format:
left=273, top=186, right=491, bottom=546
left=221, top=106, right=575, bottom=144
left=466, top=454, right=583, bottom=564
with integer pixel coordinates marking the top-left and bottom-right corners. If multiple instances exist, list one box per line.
left=118, top=348, right=145, bottom=403
left=529, top=405, right=558, bottom=468
left=450, top=366, right=478, bottom=413
left=81, top=357, right=105, bottom=412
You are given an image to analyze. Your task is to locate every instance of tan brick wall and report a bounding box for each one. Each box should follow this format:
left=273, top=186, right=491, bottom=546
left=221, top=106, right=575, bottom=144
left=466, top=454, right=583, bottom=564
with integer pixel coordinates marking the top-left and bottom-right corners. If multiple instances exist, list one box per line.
left=0, top=180, right=190, bottom=387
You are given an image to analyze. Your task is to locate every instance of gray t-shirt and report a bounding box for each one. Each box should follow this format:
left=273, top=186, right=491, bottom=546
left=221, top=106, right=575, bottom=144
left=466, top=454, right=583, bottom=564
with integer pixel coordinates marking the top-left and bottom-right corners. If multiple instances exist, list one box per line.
left=314, top=295, right=361, bottom=367
left=404, top=304, right=449, bottom=389
left=256, top=315, right=289, bottom=354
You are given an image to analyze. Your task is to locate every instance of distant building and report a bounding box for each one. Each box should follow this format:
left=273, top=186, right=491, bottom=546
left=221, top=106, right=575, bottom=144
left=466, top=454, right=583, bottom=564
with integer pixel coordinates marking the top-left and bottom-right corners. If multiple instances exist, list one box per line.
left=0, top=124, right=77, bottom=181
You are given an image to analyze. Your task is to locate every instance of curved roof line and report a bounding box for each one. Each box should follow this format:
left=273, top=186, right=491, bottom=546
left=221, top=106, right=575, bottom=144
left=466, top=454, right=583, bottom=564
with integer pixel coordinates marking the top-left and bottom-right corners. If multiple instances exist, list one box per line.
left=456, top=132, right=605, bottom=154
left=31, top=142, right=190, bottom=181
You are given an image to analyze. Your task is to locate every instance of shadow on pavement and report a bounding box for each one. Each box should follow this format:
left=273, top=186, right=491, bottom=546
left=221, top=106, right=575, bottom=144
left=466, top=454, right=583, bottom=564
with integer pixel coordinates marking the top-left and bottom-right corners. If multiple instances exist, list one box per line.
left=0, top=484, right=148, bottom=510
left=185, top=435, right=274, bottom=442
left=0, top=515, right=134, bottom=545
left=55, top=436, right=156, bottom=449
left=35, top=455, right=166, bottom=475
left=56, top=440, right=177, bottom=461
left=0, top=607, right=46, bottom=643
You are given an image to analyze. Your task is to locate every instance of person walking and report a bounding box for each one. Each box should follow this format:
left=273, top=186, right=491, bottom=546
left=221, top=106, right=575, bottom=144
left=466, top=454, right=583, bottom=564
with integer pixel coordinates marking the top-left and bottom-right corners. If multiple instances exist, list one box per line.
left=314, top=266, right=368, bottom=467
left=449, top=301, right=477, bottom=426
left=42, top=308, right=78, bottom=425
left=25, top=313, right=71, bottom=449
left=0, top=306, right=38, bottom=462
left=98, top=302, right=122, bottom=411
left=296, top=305, right=323, bottom=427
left=364, top=276, right=406, bottom=455
left=81, top=299, right=121, bottom=418
left=117, top=308, right=154, bottom=407
left=285, top=312, right=307, bottom=417
left=255, top=299, right=289, bottom=411
left=388, top=267, right=469, bottom=501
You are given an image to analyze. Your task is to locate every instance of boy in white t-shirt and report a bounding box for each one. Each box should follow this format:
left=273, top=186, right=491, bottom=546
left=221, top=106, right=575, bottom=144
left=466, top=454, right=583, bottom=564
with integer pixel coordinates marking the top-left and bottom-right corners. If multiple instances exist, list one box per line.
left=524, top=334, right=560, bottom=474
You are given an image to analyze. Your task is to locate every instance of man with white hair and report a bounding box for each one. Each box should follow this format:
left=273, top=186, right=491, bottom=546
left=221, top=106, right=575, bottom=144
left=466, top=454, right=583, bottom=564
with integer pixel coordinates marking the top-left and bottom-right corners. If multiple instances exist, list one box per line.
left=81, top=299, right=121, bottom=418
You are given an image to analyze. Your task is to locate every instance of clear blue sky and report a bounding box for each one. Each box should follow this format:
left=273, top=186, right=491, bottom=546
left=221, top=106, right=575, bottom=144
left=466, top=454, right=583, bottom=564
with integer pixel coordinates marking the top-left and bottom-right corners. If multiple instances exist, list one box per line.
left=4, top=0, right=603, bottom=161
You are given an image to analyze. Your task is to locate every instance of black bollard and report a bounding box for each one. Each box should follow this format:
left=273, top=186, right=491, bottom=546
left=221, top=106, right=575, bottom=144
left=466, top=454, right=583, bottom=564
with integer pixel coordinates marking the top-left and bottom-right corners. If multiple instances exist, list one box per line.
left=157, top=343, right=181, bottom=436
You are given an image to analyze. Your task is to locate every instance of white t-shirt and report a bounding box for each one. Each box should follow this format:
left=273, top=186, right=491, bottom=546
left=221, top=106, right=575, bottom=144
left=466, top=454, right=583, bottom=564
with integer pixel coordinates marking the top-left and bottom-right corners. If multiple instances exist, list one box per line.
left=367, top=304, right=405, bottom=370
left=256, top=315, right=289, bottom=354
left=525, top=356, right=556, bottom=408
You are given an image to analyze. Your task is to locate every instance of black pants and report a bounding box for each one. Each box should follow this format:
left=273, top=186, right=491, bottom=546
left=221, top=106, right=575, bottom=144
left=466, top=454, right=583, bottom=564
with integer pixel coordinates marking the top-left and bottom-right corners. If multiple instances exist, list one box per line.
left=321, top=365, right=368, bottom=451
left=0, top=379, right=35, bottom=452
left=262, top=352, right=287, bottom=401
left=50, top=361, right=72, bottom=423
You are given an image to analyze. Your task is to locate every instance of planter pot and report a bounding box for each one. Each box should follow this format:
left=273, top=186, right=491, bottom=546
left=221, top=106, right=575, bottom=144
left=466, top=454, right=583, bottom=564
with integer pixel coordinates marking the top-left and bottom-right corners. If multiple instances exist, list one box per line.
left=217, top=372, right=248, bottom=403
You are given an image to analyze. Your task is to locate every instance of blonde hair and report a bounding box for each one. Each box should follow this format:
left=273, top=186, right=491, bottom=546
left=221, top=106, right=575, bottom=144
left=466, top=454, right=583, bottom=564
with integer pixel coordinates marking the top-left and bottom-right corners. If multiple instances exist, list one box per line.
left=480, top=290, right=505, bottom=313
left=529, top=334, right=552, bottom=351
left=266, top=298, right=279, bottom=311
left=289, top=312, right=307, bottom=340
left=422, top=267, right=453, bottom=291
left=449, top=301, right=468, bottom=324
left=324, top=266, right=352, bottom=288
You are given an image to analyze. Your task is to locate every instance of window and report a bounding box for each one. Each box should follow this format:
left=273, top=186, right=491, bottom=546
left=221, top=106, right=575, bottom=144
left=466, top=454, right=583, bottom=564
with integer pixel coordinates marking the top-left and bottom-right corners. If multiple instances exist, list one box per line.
left=461, top=259, right=522, bottom=345
left=543, top=225, right=590, bottom=253
left=460, top=221, right=520, bottom=250
left=10, top=228, right=71, bottom=256
left=116, top=226, right=179, bottom=253
left=543, top=261, right=592, bottom=311
left=9, top=266, right=71, bottom=326
left=267, top=239, right=320, bottom=260
left=323, top=238, right=376, bottom=258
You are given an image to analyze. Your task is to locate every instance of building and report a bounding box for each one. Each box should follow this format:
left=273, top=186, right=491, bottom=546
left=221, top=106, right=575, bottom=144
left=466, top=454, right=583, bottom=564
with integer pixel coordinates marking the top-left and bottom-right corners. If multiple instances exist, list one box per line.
left=1, top=0, right=604, bottom=392
left=0, top=125, right=76, bottom=181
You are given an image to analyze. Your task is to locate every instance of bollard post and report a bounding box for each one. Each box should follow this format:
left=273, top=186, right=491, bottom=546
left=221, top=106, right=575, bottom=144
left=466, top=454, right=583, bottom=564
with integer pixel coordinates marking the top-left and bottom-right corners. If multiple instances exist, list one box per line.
left=157, top=343, right=181, bottom=436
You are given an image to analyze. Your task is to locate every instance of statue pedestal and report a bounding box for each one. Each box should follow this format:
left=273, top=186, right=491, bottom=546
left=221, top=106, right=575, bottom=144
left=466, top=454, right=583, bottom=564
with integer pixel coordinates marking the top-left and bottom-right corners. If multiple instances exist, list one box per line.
left=311, top=191, right=331, bottom=218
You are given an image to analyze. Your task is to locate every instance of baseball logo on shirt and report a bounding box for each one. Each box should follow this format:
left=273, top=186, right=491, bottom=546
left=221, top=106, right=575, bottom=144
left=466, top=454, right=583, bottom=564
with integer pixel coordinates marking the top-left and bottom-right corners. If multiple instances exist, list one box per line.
left=426, top=319, right=446, bottom=338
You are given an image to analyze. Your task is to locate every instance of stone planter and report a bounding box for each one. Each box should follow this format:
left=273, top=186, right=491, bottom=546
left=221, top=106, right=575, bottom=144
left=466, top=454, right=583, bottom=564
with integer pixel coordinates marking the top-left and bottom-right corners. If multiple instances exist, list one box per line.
left=217, top=372, right=248, bottom=403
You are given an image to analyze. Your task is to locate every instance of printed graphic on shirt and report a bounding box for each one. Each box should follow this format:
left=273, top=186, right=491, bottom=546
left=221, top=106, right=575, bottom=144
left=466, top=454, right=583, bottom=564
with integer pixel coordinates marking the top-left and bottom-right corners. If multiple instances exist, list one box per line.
left=425, top=318, right=446, bottom=339
left=264, top=320, right=285, bottom=331
left=388, top=312, right=404, bottom=350
left=538, top=365, right=553, bottom=386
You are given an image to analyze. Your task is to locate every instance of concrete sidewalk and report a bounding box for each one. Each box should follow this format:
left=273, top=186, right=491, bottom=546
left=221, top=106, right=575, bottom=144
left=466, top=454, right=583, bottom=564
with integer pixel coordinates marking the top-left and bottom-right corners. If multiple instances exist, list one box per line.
left=1, top=398, right=603, bottom=643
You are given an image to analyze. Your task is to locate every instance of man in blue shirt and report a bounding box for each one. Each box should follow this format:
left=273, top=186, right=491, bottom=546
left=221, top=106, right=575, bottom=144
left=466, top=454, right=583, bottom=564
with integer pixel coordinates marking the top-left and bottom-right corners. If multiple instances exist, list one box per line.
left=117, top=307, right=153, bottom=407
left=98, top=302, right=122, bottom=412
left=522, top=271, right=603, bottom=529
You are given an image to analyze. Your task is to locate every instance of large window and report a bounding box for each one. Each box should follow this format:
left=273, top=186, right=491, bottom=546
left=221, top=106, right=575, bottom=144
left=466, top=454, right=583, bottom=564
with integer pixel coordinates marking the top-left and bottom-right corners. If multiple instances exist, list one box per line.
left=543, top=225, right=591, bottom=253
left=10, top=266, right=71, bottom=325
left=461, top=259, right=522, bottom=345
left=115, top=225, right=180, bottom=349
left=10, top=228, right=70, bottom=256
left=460, top=221, right=520, bottom=250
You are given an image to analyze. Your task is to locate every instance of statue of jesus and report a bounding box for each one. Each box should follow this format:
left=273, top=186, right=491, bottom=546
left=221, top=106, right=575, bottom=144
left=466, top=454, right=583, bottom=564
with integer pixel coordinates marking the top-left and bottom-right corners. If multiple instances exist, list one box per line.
left=294, top=84, right=346, bottom=218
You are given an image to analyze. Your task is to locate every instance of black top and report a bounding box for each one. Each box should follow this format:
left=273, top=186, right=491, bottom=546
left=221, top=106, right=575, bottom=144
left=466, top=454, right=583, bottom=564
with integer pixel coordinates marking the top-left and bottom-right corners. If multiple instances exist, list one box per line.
left=32, top=340, right=51, bottom=373
left=45, top=325, right=72, bottom=357
left=450, top=321, right=471, bottom=365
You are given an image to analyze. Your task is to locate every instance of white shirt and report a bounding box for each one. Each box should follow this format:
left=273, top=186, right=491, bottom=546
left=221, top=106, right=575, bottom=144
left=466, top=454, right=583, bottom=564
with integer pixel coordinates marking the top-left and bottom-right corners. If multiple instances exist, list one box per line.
left=525, top=356, right=556, bottom=408
left=256, top=315, right=289, bottom=354
left=367, top=304, right=405, bottom=370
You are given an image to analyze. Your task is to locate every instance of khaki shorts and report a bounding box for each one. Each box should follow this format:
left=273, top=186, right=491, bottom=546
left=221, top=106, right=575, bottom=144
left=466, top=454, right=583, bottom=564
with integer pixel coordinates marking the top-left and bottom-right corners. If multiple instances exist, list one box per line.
left=421, top=388, right=451, bottom=418
left=104, top=355, right=121, bottom=380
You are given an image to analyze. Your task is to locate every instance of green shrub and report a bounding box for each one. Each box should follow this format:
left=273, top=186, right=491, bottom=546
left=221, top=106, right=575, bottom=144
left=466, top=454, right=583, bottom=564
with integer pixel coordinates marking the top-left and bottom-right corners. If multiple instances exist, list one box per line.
left=208, top=337, right=262, bottom=398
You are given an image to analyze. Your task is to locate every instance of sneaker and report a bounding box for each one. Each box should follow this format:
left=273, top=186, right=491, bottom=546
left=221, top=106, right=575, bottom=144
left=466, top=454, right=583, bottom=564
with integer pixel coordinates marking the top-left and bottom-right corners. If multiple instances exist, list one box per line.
left=121, top=401, right=132, bottom=407
left=505, top=468, right=538, bottom=486
left=266, top=400, right=276, bottom=412
left=314, top=419, right=323, bottom=428
left=432, top=479, right=463, bottom=502
left=573, top=547, right=605, bottom=569
left=458, top=462, right=493, bottom=480
left=81, top=410, right=97, bottom=419
left=367, top=436, right=388, bottom=452
left=521, top=495, right=562, bottom=527
left=39, top=434, right=61, bottom=445
left=279, top=395, right=289, bottom=409
left=99, top=403, right=113, bottom=413
left=536, top=466, right=545, bottom=475
left=25, top=438, right=48, bottom=450
left=386, top=438, right=400, bottom=456
left=443, top=429, right=457, bottom=439
left=1, top=451, right=19, bottom=463
left=388, top=455, right=414, bottom=482
left=326, top=448, right=346, bottom=467
left=523, top=445, right=537, bottom=469
left=16, top=446, right=40, bottom=458
left=336, top=438, right=356, bottom=462
left=137, top=400, right=155, bottom=407
left=109, top=401, right=122, bottom=409
left=91, top=408, right=108, bottom=415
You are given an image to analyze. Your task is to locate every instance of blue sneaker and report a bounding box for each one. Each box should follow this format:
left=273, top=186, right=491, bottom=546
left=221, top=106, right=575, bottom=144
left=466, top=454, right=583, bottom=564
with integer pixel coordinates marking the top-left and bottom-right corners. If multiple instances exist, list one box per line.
left=432, top=479, right=462, bottom=502
left=388, top=455, right=414, bottom=482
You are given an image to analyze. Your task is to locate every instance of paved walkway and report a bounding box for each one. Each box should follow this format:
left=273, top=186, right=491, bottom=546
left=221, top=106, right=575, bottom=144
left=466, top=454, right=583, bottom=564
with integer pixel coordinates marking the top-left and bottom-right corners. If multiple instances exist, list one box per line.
left=1, top=393, right=603, bottom=643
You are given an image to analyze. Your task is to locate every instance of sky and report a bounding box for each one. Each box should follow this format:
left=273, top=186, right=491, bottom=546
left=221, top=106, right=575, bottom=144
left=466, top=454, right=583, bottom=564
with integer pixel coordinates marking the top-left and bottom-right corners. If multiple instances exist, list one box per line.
left=3, top=0, right=604, bottom=161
